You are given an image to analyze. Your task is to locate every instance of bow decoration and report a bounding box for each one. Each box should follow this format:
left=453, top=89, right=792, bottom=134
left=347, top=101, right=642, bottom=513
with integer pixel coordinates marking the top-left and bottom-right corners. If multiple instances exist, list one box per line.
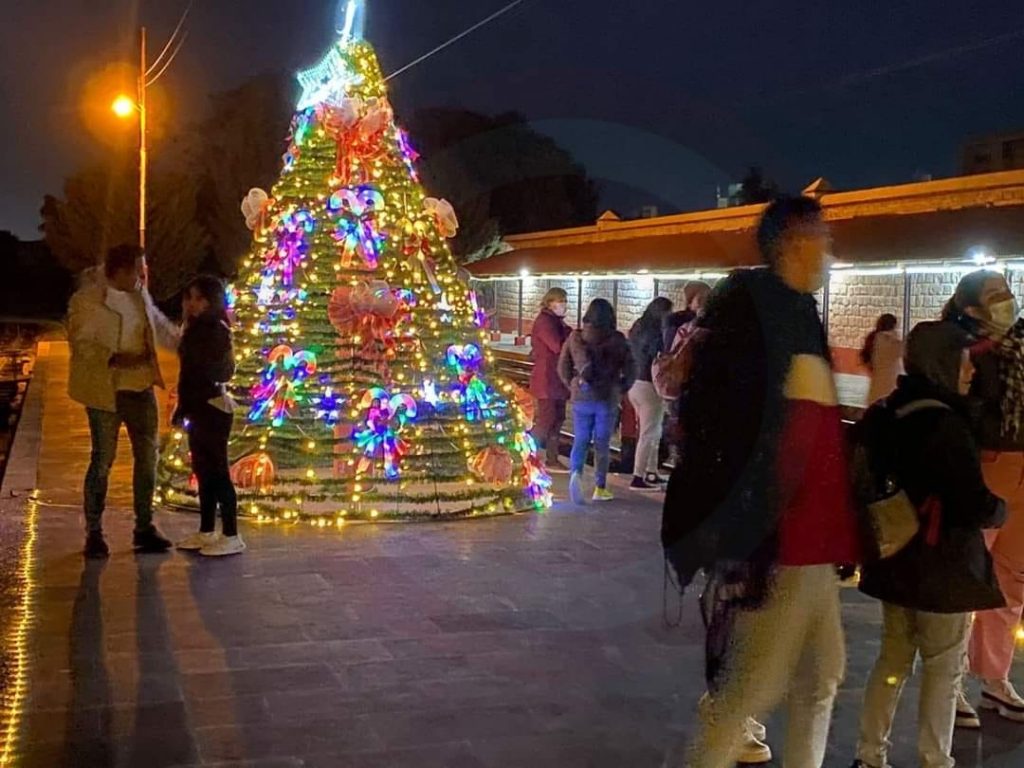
left=424, top=197, right=459, bottom=239
left=241, top=188, right=273, bottom=232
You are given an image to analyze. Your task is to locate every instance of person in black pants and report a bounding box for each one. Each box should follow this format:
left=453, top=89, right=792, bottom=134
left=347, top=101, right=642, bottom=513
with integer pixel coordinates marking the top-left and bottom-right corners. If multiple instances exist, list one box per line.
left=173, top=275, right=244, bottom=557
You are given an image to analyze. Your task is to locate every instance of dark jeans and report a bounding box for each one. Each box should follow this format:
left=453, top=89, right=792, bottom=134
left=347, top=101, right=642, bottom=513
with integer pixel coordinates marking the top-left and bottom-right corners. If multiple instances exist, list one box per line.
left=188, top=405, right=238, bottom=537
left=569, top=400, right=617, bottom=488
left=85, top=389, right=158, bottom=535
left=534, top=398, right=566, bottom=463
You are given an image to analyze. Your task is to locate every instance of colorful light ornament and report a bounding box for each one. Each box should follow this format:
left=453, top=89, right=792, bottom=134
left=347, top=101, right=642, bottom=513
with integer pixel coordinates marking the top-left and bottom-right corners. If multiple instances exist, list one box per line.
left=313, top=386, right=344, bottom=427
left=469, top=290, right=487, bottom=328
left=446, top=344, right=493, bottom=422
left=352, top=387, right=418, bottom=480
left=396, top=128, right=420, bottom=181
left=328, top=186, right=385, bottom=270
left=513, top=430, right=553, bottom=509
left=267, top=209, right=316, bottom=288
left=249, top=345, right=318, bottom=427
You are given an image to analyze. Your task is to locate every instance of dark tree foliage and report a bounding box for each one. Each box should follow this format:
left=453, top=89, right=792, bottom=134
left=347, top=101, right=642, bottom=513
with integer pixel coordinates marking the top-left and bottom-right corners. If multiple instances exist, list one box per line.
left=737, top=166, right=780, bottom=205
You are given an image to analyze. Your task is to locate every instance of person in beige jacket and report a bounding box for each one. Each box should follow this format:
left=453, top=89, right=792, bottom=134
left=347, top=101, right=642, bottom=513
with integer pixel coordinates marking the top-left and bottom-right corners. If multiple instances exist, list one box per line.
left=67, top=245, right=180, bottom=558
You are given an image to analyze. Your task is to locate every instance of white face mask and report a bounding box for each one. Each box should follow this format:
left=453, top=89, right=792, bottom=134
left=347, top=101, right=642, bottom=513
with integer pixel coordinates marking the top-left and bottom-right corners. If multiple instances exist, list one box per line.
left=989, top=298, right=1020, bottom=334
left=551, top=302, right=568, bottom=318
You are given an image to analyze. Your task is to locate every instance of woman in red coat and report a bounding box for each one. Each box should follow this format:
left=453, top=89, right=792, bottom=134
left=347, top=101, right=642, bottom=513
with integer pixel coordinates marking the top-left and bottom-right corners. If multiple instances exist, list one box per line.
left=530, top=288, right=572, bottom=469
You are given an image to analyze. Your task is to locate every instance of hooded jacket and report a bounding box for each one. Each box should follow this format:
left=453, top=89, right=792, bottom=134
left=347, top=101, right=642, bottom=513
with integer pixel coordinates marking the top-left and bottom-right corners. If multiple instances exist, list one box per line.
left=858, top=374, right=1006, bottom=613
left=557, top=325, right=636, bottom=406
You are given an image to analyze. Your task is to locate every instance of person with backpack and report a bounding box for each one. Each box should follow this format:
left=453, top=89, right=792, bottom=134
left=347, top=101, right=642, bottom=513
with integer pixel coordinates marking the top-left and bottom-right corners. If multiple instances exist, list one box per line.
left=850, top=320, right=1006, bottom=768
left=940, top=270, right=1024, bottom=726
left=628, top=297, right=674, bottom=491
left=663, top=196, right=860, bottom=768
left=558, top=298, right=635, bottom=505
left=663, top=281, right=712, bottom=351
left=529, top=287, right=572, bottom=471
left=861, top=312, right=903, bottom=405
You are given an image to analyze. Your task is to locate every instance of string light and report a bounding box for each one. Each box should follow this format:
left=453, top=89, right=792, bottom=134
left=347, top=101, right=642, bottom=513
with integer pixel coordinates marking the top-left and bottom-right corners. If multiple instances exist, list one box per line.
left=156, top=20, right=550, bottom=524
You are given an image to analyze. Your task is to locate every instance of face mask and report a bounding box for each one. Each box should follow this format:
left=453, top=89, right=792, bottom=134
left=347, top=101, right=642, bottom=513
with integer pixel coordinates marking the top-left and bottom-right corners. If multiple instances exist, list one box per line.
left=551, top=303, right=568, bottom=318
left=988, top=298, right=1020, bottom=334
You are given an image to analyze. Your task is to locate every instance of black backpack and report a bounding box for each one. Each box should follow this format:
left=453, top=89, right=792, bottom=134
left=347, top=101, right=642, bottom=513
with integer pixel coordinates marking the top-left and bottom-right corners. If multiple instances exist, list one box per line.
left=848, top=398, right=950, bottom=562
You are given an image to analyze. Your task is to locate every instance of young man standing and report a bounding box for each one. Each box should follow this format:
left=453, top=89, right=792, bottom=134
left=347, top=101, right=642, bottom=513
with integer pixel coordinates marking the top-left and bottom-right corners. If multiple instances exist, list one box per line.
left=663, top=196, right=860, bottom=767
left=68, top=245, right=181, bottom=558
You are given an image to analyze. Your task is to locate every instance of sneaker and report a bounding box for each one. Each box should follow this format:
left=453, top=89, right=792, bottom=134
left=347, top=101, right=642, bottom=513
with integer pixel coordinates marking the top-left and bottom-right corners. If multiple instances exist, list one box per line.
left=569, top=471, right=587, bottom=505
left=200, top=534, right=246, bottom=557
left=645, top=472, right=668, bottom=485
left=176, top=531, right=219, bottom=551
left=132, top=527, right=172, bottom=553
left=545, top=459, right=569, bottom=474
left=592, top=487, right=614, bottom=502
left=745, top=717, right=767, bottom=743
left=737, top=732, right=772, bottom=765
left=956, top=689, right=981, bottom=729
left=980, top=679, right=1024, bottom=722
left=83, top=531, right=110, bottom=559
left=630, top=475, right=661, bottom=492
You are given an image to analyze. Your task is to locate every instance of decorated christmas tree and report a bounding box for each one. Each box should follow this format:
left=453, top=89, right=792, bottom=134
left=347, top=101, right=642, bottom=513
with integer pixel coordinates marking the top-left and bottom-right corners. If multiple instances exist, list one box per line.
left=159, top=0, right=550, bottom=524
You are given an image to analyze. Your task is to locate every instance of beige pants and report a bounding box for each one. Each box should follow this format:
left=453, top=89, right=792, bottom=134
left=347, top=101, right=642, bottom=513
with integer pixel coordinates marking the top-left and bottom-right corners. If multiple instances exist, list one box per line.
left=857, top=604, right=969, bottom=768
left=687, top=565, right=845, bottom=768
left=628, top=380, right=665, bottom=476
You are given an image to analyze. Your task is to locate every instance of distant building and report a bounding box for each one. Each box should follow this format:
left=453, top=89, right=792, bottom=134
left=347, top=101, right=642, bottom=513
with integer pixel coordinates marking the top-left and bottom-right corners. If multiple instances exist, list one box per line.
left=962, top=131, right=1024, bottom=174
left=716, top=183, right=745, bottom=208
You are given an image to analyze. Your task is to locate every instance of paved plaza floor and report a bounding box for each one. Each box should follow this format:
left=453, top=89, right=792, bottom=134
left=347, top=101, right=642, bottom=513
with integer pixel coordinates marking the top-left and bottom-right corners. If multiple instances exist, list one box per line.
left=0, top=343, right=1022, bottom=767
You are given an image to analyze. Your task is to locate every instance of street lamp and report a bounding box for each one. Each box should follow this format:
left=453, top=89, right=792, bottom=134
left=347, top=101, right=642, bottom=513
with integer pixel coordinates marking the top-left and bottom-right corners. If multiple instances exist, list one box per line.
left=110, top=29, right=149, bottom=250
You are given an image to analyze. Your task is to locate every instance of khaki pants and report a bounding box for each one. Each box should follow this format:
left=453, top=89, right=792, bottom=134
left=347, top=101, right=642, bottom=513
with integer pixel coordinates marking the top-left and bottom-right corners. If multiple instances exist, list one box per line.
left=687, top=565, right=845, bottom=768
left=857, top=604, right=969, bottom=768
left=628, top=380, right=665, bottom=477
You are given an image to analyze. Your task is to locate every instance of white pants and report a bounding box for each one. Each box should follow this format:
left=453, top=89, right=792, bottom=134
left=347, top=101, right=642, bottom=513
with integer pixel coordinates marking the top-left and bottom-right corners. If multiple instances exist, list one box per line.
left=628, top=380, right=665, bottom=477
left=687, top=565, right=845, bottom=768
left=857, top=604, right=969, bottom=768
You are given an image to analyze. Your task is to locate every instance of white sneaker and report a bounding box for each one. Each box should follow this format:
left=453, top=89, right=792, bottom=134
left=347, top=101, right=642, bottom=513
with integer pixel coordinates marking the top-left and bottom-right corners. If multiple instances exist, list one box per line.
left=569, top=471, right=587, bottom=505
left=176, top=531, right=219, bottom=551
left=200, top=534, right=246, bottom=557
left=737, top=732, right=772, bottom=764
left=745, top=716, right=767, bottom=743
left=981, top=679, right=1024, bottom=722
left=955, top=689, right=981, bottom=729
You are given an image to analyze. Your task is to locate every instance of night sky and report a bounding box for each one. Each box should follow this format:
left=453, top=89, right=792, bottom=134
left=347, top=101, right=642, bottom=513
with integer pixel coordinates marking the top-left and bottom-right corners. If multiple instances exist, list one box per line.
left=2, top=0, right=1024, bottom=238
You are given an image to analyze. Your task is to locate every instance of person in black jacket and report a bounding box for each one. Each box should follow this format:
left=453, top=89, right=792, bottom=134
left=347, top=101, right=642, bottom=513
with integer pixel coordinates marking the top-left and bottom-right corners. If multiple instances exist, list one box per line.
left=852, top=321, right=1006, bottom=768
left=627, top=296, right=673, bottom=490
left=173, top=275, right=243, bottom=557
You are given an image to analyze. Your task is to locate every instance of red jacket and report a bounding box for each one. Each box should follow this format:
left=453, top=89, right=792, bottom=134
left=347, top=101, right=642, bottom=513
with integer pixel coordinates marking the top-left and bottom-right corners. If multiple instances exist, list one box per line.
left=530, top=309, right=571, bottom=400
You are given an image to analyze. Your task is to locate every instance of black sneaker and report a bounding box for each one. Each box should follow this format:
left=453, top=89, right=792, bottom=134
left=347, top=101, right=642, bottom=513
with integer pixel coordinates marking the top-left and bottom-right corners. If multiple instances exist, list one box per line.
left=645, top=472, right=668, bottom=485
left=630, top=476, right=661, bottom=492
left=133, top=527, right=172, bottom=553
left=84, top=532, right=110, bottom=559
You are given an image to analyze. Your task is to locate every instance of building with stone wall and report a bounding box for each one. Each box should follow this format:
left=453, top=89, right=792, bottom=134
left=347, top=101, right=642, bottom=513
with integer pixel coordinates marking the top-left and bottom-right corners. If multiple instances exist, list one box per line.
left=468, top=170, right=1024, bottom=378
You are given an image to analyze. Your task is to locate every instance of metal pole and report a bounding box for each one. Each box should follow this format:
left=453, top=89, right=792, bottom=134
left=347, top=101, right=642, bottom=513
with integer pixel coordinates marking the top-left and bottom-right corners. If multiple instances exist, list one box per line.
left=138, top=27, right=147, bottom=251
left=902, top=269, right=912, bottom=334
left=517, top=279, right=524, bottom=337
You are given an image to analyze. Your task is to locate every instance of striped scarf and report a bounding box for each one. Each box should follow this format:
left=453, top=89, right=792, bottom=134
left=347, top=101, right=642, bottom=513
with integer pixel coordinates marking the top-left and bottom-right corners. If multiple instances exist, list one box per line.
left=1000, top=320, right=1024, bottom=443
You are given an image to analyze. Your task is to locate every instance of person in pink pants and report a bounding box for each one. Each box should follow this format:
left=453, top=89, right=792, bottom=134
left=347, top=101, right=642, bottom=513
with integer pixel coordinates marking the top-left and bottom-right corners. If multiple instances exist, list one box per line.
left=941, top=269, right=1024, bottom=726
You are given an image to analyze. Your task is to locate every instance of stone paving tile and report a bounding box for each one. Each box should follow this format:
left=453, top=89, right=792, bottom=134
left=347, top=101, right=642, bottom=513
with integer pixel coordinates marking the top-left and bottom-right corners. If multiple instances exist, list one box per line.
left=5, top=343, right=1024, bottom=766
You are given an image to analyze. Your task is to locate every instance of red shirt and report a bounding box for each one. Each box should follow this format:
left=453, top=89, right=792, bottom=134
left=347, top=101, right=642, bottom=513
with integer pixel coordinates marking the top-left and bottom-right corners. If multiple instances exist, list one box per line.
left=776, top=364, right=861, bottom=567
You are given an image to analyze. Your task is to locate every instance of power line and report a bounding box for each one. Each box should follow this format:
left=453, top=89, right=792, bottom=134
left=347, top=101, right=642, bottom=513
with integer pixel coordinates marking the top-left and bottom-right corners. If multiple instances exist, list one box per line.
left=753, top=25, right=1024, bottom=104
left=146, top=30, right=189, bottom=87
left=385, top=0, right=533, bottom=82
left=145, top=0, right=194, bottom=78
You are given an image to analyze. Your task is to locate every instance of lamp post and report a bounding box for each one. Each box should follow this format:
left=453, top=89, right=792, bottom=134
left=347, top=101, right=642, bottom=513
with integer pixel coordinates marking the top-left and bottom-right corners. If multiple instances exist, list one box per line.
left=111, top=27, right=148, bottom=250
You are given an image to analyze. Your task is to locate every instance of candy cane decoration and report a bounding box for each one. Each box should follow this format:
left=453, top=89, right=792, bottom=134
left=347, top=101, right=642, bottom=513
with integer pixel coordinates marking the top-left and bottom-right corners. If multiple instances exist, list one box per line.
left=352, top=387, right=418, bottom=480
left=249, top=345, right=318, bottom=427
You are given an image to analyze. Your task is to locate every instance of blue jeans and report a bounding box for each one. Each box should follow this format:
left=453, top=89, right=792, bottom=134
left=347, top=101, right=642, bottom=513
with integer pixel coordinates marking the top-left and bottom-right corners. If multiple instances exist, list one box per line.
left=84, top=389, right=159, bottom=534
left=569, top=400, right=617, bottom=488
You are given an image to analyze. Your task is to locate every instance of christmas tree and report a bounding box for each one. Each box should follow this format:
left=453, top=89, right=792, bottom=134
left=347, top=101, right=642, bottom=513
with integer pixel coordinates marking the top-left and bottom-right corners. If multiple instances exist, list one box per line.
left=158, top=0, right=550, bottom=524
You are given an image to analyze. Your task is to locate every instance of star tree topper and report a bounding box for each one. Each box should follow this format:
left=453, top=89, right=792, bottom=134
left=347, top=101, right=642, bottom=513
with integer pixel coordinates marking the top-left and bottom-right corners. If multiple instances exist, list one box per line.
left=296, top=0, right=368, bottom=110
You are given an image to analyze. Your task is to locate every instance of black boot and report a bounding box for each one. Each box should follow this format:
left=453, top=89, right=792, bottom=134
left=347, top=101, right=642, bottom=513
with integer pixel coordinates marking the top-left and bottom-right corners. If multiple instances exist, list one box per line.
left=84, top=531, right=110, bottom=559
left=133, top=526, right=172, bottom=553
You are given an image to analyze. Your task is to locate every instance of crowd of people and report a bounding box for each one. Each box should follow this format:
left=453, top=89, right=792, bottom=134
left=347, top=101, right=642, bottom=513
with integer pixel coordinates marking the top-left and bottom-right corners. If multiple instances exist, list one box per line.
left=67, top=245, right=242, bottom=559
left=529, top=196, right=1024, bottom=767
left=63, top=197, right=1022, bottom=765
